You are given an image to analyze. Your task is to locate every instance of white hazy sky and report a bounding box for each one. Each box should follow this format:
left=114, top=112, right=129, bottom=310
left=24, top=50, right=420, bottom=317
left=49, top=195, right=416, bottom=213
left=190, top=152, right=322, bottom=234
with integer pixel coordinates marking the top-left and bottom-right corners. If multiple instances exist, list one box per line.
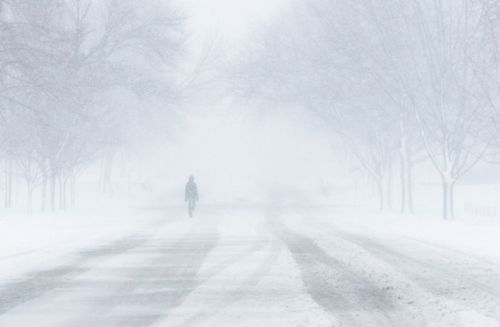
left=181, top=0, right=288, bottom=45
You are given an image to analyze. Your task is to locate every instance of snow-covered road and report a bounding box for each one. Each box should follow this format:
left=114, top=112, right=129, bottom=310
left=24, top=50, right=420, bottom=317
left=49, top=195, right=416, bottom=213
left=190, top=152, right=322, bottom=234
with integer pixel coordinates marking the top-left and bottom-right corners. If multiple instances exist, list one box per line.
left=0, top=207, right=499, bottom=327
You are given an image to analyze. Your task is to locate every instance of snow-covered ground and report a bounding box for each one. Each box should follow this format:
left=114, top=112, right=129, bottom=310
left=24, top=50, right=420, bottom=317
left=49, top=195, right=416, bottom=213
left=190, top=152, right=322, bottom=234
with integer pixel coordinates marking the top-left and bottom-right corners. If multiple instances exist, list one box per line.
left=0, top=205, right=499, bottom=326
left=0, top=206, right=172, bottom=280
left=282, top=207, right=500, bottom=326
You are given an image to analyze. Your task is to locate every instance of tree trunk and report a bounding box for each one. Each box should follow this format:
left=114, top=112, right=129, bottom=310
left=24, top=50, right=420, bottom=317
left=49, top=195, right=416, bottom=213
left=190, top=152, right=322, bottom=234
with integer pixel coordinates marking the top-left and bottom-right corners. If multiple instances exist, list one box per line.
left=399, top=131, right=416, bottom=214
left=353, top=179, right=358, bottom=207
left=376, top=178, right=385, bottom=211
left=442, top=180, right=455, bottom=220
left=99, top=157, right=105, bottom=192
left=387, top=163, right=393, bottom=210
left=4, top=160, right=12, bottom=209
left=63, top=178, right=67, bottom=210
left=127, top=172, right=131, bottom=199
left=104, top=151, right=115, bottom=195
left=4, top=166, right=8, bottom=209
left=407, top=163, right=414, bottom=214
left=50, top=175, right=56, bottom=211
left=400, top=154, right=407, bottom=213
left=99, top=151, right=115, bottom=194
left=399, top=155, right=415, bottom=214
left=27, top=184, right=33, bottom=215
left=41, top=172, right=47, bottom=212
left=59, top=177, right=64, bottom=210
left=59, top=176, right=68, bottom=210
left=70, top=174, right=76, bottom=208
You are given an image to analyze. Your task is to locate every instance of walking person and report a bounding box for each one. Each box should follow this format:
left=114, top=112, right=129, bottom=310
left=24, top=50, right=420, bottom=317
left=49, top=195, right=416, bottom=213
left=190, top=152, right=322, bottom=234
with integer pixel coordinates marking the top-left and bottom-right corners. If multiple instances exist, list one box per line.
left=185, top=175, right=199, bottom=217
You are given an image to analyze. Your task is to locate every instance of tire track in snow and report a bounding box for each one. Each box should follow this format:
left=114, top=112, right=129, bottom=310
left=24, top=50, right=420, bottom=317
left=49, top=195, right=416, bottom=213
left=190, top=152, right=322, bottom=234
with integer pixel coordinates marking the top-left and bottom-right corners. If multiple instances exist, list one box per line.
left=56, top=218, right=221, bottom=327
left=161, top=215, right=281, bottom=326
left=271, top=218, right=411, bottom=327
left=0, top=216, right=176, bottom=316
left=333, top=231, right=500, bottom=323
left=299, top=215, right=500, bottom=325
left=174, top=239, right=282, bottom=327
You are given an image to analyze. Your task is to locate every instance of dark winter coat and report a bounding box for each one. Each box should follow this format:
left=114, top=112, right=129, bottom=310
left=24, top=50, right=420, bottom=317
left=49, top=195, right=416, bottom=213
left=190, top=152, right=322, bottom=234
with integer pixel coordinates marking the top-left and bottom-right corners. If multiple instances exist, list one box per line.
left=185, top=181, right=199, bottom=202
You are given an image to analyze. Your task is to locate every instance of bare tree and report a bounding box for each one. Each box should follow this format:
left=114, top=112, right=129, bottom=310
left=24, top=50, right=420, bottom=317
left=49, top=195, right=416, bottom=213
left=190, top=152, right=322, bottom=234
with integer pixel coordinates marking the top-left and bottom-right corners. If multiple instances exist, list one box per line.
left=397, top=0, right=498, bottom=219
left=0, top=0, right=185, bottom=212
left=231, top=0, right=402, bottom=210
left=233, top=0, right=499, bottom=219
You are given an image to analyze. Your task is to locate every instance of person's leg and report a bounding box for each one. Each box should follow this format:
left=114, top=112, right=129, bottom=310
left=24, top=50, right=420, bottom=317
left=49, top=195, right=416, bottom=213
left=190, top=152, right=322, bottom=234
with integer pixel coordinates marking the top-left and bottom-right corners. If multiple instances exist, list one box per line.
left=188, top=199, right=195, bottom=217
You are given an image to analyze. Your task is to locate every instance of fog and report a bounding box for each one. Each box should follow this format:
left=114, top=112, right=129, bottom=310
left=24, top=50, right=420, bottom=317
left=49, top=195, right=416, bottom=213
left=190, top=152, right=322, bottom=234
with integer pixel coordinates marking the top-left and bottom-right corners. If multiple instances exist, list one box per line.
left=1, top=1, right=500, bottom=326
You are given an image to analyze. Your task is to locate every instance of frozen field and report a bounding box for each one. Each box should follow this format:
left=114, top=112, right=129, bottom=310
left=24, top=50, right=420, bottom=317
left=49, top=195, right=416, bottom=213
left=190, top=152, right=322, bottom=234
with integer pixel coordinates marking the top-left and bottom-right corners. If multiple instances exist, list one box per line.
left=0, top=206, right=499, bottom=327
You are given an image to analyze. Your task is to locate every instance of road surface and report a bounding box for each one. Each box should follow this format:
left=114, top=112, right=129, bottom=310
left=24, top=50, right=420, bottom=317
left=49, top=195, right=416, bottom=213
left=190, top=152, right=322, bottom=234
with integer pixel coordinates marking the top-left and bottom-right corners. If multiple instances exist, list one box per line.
left=0, top=207, right=498, bottom=327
